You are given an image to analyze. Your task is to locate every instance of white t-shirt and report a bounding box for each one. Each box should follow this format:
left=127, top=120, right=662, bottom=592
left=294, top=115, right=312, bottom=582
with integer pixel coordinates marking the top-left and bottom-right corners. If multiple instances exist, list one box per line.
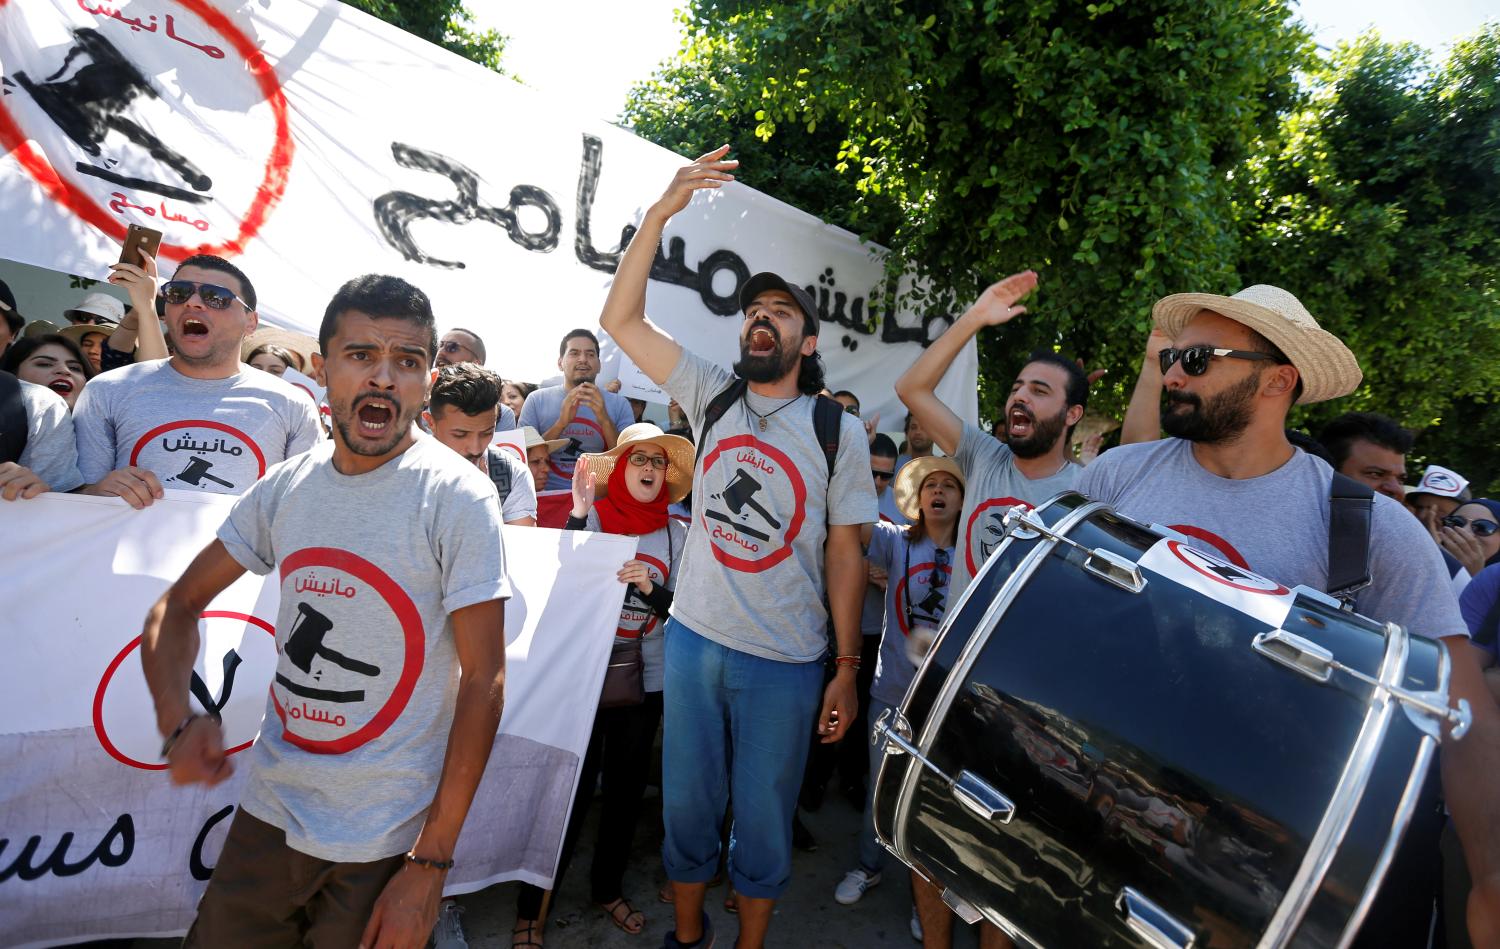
left=16, top=380, right=83, bottom=491
left=218, top=435, right=510, bottom=862
left=73, top=359, right=322, bottom=495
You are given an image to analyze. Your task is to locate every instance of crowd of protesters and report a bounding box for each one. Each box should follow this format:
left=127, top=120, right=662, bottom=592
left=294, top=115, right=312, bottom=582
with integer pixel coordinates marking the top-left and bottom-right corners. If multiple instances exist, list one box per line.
left=2, top=144, right=1498, bottom=949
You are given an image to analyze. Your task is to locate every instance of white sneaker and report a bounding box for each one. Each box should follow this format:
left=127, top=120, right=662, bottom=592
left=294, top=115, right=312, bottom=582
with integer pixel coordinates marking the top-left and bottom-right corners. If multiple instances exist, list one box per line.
left=910, top=906, right=924, bottom=942
left=433, top=899, right=467, bottom=949
left=834, top=867, right=882, bottom=905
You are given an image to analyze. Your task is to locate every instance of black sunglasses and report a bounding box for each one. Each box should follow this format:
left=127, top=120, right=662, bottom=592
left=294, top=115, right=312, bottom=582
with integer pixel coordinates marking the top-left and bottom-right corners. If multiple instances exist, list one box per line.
left=1442, top=514, right=1499, bottom=537
left=1159, top=345, right=1280, bottom=377
left=160, top=280, right=248, bottom=311
left=872, top=468, right=895, bottom=481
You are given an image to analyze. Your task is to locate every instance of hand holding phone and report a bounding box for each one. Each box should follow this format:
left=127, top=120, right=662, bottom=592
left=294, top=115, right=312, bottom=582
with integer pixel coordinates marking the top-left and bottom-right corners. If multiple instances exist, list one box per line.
left=119, top=224, right=163, bottom=266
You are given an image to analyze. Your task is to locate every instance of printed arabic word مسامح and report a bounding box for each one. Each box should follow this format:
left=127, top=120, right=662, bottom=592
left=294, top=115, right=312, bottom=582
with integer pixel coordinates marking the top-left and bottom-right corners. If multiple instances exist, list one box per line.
left=286, top=701, right=347, bottom=727
left=109, top=191, right=209, bottom=230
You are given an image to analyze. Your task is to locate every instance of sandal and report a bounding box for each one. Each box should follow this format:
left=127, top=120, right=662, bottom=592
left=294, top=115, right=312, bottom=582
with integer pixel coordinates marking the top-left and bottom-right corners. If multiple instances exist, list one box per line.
left=724, top=887, right=738, bottom=914
left=511, top=918, right=543, bottom=948
left=599, top=896, right=645, bottom=935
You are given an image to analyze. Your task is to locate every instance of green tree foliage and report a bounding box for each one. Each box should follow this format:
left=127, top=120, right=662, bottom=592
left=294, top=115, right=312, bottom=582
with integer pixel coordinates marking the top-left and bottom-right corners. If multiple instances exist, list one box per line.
left=1236, top=29, right=1500, bottom=489
left=624, top=0, right=1311, bottom=419
left=345, top=0, right=508, bottom=73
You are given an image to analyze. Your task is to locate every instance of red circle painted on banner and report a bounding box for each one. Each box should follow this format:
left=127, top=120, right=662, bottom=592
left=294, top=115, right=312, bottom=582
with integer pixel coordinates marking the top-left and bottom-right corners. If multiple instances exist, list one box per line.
left=0, top=0, right=294, bottom=261
left=129, top=418, right=268, bottom=477
left=92, top=610, right=275, bottom=771
left=892, top=560, right=952, bottom=637
left=963, top=496, right=1030, bottom=576
left=616, top=552, right=668, bottom=639
left=271, top=547, right=424, bottom=755
left=1166, top=540, right=1290, bottom=596
left=698, top=434, right=807, bottom=573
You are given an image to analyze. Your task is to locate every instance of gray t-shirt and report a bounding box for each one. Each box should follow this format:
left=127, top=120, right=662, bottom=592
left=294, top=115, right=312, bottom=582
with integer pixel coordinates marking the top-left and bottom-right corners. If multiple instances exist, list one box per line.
left=17, top=380, right=83, bottom=492
left=493, top=403, right=517, bottom=432
left=73, top=359, right=322, bottom=496
left=1078, top=438, right=1467, bottom=640
left=663, top=351, right=878, bottom=662
left=484, top=444, right=538, bottom=523
left=218, top=435, right=510, bottom=862
left=951, top=422, right=1080, bottom=601
left=519, top=384, right=635, bottom=491
left=585, top=508, right=686, bottom=692
left=867, top=521, right=955, bottom=706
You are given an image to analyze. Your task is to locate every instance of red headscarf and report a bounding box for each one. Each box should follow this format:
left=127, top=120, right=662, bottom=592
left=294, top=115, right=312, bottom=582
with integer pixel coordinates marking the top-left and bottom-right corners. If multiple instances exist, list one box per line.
left=594, top=455, right=670, bottom=536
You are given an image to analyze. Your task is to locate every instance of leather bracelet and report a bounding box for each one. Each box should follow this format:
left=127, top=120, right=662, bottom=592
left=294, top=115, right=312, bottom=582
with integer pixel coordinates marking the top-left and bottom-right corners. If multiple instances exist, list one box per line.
left=159, top=713, right=201, bottom=759
left=404, top=851, right=455, bottom=871
left=833, top=655, right=861, bottom=670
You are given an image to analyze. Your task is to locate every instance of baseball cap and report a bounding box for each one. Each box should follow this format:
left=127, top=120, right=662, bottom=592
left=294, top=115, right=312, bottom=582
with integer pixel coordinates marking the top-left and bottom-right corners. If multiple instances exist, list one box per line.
left=1407, top=465, right=1471, bottom=502
left=738, top=272, right=819, bottom=334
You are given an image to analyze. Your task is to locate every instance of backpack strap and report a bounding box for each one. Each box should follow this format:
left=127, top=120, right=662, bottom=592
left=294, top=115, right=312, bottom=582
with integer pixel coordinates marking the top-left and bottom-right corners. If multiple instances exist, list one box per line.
left=811, top=394, right=842, bottom=480
left=693, top=377, right=749, bottom=471
left=1328, top=472, right=1374, bottom=609
left=0, top=371, right=29, bottom=466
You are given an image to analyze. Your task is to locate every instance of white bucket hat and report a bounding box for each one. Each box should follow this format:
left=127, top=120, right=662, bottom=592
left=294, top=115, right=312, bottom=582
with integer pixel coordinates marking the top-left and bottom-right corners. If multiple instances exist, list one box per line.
left=1152, top=285, right=1362, bottom=405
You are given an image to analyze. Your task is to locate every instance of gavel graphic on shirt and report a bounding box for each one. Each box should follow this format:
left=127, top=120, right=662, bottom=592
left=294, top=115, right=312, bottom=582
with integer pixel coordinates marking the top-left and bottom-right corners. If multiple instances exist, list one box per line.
left=274, top=603, right=381, bottom=704
left=706, top=469, right=782, bottom=533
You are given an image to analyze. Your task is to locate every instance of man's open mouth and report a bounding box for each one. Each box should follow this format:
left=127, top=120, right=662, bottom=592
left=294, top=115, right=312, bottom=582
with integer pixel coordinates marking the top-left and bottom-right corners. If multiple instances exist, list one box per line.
left=181, top=318, right=210, bottom=338
left=355, top=398, right=395, bottom=435
left=1008, top=406, right=1034, bottom=437
left=747, top=323, right=778, bottom=356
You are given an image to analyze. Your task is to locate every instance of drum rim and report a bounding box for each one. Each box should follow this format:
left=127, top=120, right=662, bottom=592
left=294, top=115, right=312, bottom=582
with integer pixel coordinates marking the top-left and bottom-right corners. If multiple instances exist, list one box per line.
left=1256, top=622, right=1409, bottom=948
left=1332, top=631, right=1450, bottom=949
left=882, top=494, right=1098, bottom=905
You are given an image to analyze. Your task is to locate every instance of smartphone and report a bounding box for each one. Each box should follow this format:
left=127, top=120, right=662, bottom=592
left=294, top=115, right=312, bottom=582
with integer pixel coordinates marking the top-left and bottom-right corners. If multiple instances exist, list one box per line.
left=119, top=224, right=163, bottom=266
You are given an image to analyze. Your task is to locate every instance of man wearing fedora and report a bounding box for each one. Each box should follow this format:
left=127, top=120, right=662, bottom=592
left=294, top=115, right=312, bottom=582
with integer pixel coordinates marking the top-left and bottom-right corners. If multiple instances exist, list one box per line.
left=600, top=146, right=876, bottom=949
left=1079, top=284, right=1500, bottom=945
left=73, top=254, right=321, bottom=507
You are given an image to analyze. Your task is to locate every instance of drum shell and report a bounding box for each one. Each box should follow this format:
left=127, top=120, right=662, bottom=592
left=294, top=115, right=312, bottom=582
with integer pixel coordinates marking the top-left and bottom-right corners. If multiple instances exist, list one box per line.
left=873, top=495, right=1447, bottom=948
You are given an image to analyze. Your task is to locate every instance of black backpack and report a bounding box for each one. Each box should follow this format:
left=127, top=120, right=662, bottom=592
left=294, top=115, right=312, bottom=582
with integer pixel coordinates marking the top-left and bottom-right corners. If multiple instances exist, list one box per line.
left=0, top=371, right=29, bottom=465
left=695, top=377, right=844, bottom=480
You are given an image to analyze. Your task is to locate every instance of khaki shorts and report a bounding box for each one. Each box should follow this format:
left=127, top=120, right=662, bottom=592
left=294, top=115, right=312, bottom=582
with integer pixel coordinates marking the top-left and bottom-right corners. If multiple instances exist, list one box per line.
left=185, top=809, right=403, bottom=948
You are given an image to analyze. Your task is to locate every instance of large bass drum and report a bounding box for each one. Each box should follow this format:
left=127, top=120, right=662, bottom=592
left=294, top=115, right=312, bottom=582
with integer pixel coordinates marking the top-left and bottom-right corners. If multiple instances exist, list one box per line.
left=871, top=492, right=1469, bottom=948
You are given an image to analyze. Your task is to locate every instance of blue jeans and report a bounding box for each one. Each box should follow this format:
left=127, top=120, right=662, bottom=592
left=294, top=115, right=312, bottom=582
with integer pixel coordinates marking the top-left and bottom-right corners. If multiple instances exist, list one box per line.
left=857, top=696, right=895, bottom=874
left=661, top=618, right=824, bottom=900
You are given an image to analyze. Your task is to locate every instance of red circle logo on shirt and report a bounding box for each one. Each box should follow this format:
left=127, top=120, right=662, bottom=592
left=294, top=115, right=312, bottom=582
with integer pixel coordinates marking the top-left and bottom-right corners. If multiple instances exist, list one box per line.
left=617, top=553, right=669, bottom=638
left=893, top=560, right=953, bottom=637
left=964, top=496, right=1031, bottom=576
left=130, top=419, right=267, bottom=493
left=271, top=548, right=425, bottom=754
left=548, top=416, right=605, bottom=479
left=698, top=435, right=808, bottom=573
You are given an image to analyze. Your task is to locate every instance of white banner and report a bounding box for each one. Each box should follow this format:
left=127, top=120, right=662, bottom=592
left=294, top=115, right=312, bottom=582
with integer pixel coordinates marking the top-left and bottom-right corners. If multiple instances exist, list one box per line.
left=0, top=0, right=977, bottom=427
left=0, top=492, right=634, bottom=948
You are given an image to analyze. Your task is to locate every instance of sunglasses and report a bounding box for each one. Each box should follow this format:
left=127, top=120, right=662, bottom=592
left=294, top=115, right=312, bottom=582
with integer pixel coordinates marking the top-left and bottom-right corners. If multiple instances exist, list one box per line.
left=627, top=451, right=668, bottom=470
left=929, top=547, right=950, bottom=589
left=438, top=341, right=473, bottom=355
left=160, top=280, right=248, bottom=311
left=1159, top=345, right=1281, bottom=377
left=872, top=468, right=895, bottom=481
left=1442, top=514, right=1499, bottom=537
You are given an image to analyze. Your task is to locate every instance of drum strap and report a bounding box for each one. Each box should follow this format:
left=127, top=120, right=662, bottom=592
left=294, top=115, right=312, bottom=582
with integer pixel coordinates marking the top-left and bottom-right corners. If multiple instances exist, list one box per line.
left=1327, top=473, right=1374, bottom=609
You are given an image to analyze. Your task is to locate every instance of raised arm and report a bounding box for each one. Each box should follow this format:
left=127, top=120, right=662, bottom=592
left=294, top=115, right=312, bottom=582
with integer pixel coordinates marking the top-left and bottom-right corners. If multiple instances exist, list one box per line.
left=107, top=252, right=167, bottom=362
left=1119, top=327, right=1171, bottom=445
left=599, top=146, right=738, bottom=385
left=894, top=271, right=1037, bottom=456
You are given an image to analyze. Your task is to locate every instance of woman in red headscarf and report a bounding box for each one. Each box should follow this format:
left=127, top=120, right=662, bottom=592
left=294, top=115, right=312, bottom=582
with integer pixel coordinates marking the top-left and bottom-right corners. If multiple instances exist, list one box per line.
left=512, top=423, right=693, bottom=947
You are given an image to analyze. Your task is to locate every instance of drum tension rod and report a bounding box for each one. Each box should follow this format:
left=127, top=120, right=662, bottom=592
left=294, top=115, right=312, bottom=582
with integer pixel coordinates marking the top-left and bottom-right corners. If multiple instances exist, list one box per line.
left=1252, top=629, right=1472, bottom=740
left=872, top=711, right=1017, bottom=824
left=1002, top=508, right=1147, bottom=594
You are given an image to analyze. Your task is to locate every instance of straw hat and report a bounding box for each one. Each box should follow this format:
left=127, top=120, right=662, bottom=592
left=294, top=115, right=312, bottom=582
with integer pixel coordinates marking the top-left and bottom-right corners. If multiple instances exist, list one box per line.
left=520, top=425, right=569, bottom=455
left=241, top=326, right=319, bottom=372
left=1151, top=285, right=1361, bottom=405
left=21, top=320, right=60, bottom=339
left=894, top=456, right=966, bottom=522
left=57, top=323, right=114, bottom=347
left=583, top=422, right=695, bottom=504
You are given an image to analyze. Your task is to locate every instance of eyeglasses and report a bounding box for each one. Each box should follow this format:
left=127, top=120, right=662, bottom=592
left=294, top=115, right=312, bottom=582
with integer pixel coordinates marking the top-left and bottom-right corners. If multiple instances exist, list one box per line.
left=438, top=341, right=473, bottom=355
left=1442, top=514, right=1499, bottom=537
left=872, top=468, right=895, bottom=481
left=627, top=451, right=669, bottom=470
left=929, top=548, right=950, bottom=589
left=160, top=280, right=248, bottom=311
left=1158, top=345, right=1281, bottom=377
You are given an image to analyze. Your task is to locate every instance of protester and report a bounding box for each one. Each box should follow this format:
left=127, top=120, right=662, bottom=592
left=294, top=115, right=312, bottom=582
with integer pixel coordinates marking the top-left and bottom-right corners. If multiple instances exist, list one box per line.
left=513, top=424, right=692, bottom=947
left=1077, top=283, right=1500, bottom=946
left=56, top=322, right=112, bottom=373
left=73, top=255, right=322, bottom=507
left=0, top=372, right=84, bottom=500
left=1317, top=411, right=1413, bottom=503
left=62, top=290, right=124, bottom=328
left=1443, top=500, right=1500, bottom=579
left=834, top=457, right=963, bottom=946
left=136, top=273, right=510, bottom=947
left=0, top=333, right=93, bottom=410
left=242, top=326, right=318, bottom=374
left=600, top=146, right=876, bottom=949
left=0, top=278, right=22, bottom=354
left=425, top=363, right=538, bottom=526
left=871, top=433, right=907, bottom=526
left=245, top=344, right=296, bottom=376
left=520, top=329, right=634, bottom=491
left=103, top=250, right=170, bottom=368
left=896, top=412, right=935, bottom=472
left=501, top=380, right=535, bottom=421
left=1410, top=464, right=1473, bottom=534
left=435, top=327, right=486, bottom=368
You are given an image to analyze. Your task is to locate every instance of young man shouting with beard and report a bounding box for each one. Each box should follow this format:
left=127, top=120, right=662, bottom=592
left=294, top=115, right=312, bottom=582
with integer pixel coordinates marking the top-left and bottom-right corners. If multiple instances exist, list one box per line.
left=601, top=146, right=876, bottom=949
left=896, top=271, right=1088, bottom=605
left=1079, top=285, right=1500, bottom=947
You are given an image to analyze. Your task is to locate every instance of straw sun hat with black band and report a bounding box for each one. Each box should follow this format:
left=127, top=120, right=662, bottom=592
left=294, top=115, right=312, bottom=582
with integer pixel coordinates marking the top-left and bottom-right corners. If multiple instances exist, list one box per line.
left=581, top=423, right=695, bottom=504
left=1151, top=285, right=1362, bottom=405
left=894, top=456, right=966, bottom=522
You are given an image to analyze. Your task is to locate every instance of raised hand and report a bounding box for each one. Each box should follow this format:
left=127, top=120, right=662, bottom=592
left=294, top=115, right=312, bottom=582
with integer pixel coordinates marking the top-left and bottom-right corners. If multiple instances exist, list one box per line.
left=1142, top=327, right=1173, bottom=376
left=963, top=270, right=1038, bottom=328
left=570, top=455, right=596, bottom=519
left=649, top=145, right=739, bottom=220
left=107, top=251, right=159, bottom=317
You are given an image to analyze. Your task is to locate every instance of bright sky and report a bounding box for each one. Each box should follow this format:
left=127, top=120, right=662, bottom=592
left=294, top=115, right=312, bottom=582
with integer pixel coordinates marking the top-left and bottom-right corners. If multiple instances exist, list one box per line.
left=477, top=1, right=1496, bottom=126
